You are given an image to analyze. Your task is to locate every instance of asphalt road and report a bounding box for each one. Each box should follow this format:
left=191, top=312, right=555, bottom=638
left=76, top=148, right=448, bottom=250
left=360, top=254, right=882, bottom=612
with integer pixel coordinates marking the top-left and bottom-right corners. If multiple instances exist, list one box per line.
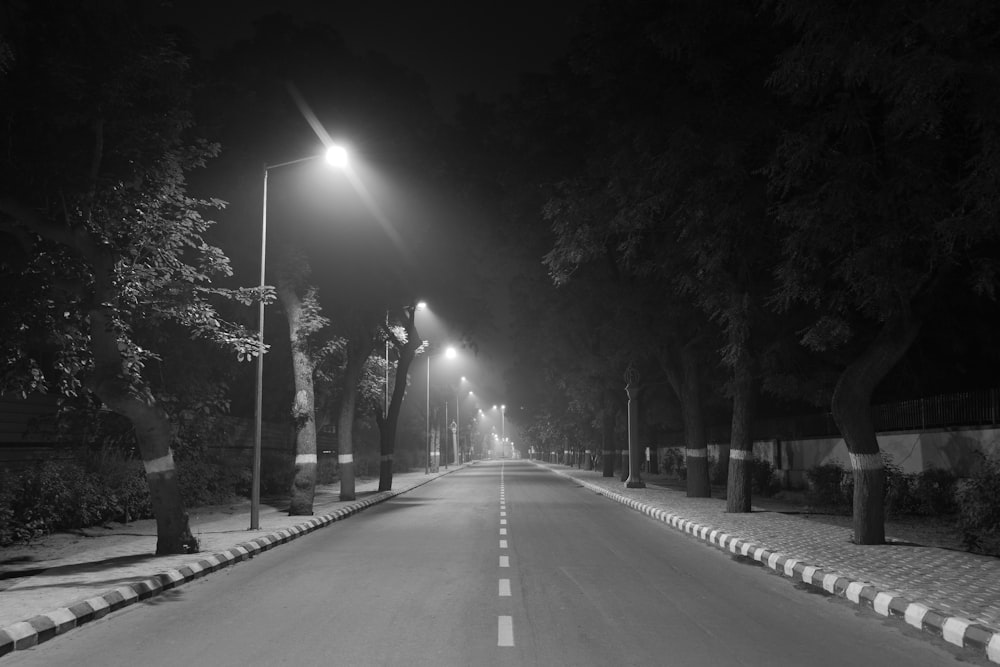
left=5, top=460, right=985, bottom=666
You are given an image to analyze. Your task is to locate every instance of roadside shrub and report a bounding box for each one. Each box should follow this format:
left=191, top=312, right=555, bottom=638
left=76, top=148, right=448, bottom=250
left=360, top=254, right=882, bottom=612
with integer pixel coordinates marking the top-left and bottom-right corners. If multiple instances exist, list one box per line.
left=0, top=456, right=153, bottom=546
left=913, top=467, right=959, bottom=515
left=881, top=455, right=959, bottom=517
left=709, top=451, right=727, bottom=485
left=957, top=452, right=1000, bottom=556
left=805, top=461, right=851, bottom=511
left=882, top=455, right=915, bottom=517
left=660, top=448, right=686, bottom=480
left=751, top=457, right=781, bottom=497
left=172, top=413, right=243, bottom=506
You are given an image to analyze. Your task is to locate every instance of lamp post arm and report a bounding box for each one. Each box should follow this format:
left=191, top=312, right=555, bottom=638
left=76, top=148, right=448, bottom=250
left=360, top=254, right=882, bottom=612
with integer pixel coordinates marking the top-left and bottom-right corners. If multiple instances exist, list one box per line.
left=265, top=154, right=321, bottom=171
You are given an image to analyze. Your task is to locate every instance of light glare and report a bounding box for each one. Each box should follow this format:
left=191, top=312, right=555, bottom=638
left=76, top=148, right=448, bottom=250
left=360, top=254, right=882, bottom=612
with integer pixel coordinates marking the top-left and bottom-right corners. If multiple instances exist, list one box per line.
left=325, top=145, right=349, bottom=168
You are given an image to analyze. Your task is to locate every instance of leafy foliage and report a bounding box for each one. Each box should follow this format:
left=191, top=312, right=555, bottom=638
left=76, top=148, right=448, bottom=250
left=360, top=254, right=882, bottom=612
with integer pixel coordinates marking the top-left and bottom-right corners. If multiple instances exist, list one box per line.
left=751, top=457, right=781, bottom=498
left=0, top=455, right=150, bottom=547
left=957, top=452, right=1000, bottom=555
left=0, top=2, right=265, bottom=401
left=804, top=461, right=852, bottom=511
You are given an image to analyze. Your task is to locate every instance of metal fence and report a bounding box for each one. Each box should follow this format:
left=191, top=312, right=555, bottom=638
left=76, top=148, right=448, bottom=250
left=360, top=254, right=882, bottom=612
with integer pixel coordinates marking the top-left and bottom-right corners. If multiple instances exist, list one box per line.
left=752, top=388, right=1000, bottom=440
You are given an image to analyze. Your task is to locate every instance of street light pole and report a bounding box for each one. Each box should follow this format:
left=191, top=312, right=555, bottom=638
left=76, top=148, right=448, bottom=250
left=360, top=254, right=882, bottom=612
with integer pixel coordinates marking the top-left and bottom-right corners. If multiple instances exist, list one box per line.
left=501, top=404, right=506, bottom=458
left=251, top=146, right=348, bottom=531
left=425, top=349, right=430, bottom=474
left=423, top=343, right=457, bottom=474
left=624, top=365, right=645, bottom=489
left=384, top=310, right=389, bottom=420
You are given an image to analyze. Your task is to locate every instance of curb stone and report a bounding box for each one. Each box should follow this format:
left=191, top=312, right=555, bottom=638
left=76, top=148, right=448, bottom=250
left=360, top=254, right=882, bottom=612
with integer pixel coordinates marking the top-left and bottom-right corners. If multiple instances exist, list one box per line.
left=0, top=470, right=455, bottom=658
left=541, top=463, right=1000, bottom=665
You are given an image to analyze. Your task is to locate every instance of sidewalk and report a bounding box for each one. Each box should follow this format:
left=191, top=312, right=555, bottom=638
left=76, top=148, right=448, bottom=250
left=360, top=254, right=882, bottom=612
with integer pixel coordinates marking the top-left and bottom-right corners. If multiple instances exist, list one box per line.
left=0, top=467, right=460, bottom=657
left=537, top=461, right=1000, bottom=665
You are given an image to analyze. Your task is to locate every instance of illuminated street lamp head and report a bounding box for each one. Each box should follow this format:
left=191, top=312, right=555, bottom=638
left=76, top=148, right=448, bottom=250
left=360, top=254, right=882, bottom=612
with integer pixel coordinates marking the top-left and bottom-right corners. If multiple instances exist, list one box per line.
left=416, top=301, right=427, bottom=310
left=325, top=144, right=349, bottom=168
left=445, top=346, right=458, bottom=359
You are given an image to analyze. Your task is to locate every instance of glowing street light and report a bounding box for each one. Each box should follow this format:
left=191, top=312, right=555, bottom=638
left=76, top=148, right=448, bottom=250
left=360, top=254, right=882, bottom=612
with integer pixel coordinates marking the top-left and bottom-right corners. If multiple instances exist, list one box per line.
left=424, top=343, right=458, bottom=473
left=252, top=144, right=349, bottom=531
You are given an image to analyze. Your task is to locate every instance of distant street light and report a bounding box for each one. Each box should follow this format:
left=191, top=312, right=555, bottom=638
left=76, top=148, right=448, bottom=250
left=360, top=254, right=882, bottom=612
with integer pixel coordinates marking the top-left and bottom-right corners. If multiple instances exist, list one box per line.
left=424, top=343, right=457, bottom=473
left=501, top=404, right=506, bottom=458
left=252, top=144, right=349, bottom=531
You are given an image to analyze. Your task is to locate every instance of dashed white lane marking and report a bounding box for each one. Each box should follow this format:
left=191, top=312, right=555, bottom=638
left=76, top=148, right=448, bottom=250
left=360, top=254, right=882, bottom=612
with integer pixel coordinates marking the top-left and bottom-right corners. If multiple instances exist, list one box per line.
left=497, top=462, right=515, bottom=648
left=498, top=615, right=514, bottom=646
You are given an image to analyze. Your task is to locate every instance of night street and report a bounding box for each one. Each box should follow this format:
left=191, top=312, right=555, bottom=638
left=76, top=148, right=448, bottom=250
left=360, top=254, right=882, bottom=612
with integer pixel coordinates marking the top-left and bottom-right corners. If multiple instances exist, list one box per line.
left=4, top=461, right=978, bottom=667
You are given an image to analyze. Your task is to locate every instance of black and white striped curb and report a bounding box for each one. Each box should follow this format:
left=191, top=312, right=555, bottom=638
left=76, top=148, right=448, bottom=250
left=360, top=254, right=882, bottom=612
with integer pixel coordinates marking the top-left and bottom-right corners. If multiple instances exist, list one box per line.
left=545, top=465, right=1000, bottom=665
left=0, top=471, right=454, bottom=658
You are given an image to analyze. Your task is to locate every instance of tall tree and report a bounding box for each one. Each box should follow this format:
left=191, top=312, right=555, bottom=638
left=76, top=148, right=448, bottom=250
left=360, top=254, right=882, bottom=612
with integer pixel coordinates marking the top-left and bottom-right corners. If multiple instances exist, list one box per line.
left=0, top=3, right=261, bottom=553
left=274, top=247, right=333, bottom=515
left=765, top=0, right=1000, bottom=543
left=375, top=304, right=422, bottom=491
left=540, top=0, right=784, bottom=500
left=333, top=313, right=380, bottom=501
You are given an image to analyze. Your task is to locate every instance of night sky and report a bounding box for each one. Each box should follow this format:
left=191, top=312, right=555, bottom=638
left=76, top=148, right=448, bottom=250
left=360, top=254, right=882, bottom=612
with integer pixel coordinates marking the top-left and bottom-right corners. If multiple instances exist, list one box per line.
left=144, top=0, right=590, bottom=415
left=157, top=0, right=583, bottom=117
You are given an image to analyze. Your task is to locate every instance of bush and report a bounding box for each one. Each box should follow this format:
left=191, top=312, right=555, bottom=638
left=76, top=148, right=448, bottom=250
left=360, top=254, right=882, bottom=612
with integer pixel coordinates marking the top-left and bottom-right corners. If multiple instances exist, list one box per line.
left=882, top=455, right=915, bottom=517
left=751, top=457, right=781, bottom=497
left=805, top=461, right=851, bottom=511
left=660, top=448, right=686, bottom=480
left=709, top=452, right=727, bottom=485
left=0, top=455, right=152, bottom=546
left=913, top=467, right=959, bottom=515
left=883, top=458, right=959, bottom=517
left=172, top=414, right=244, bottom=506
left=957, top=452, right=1000, bottom=556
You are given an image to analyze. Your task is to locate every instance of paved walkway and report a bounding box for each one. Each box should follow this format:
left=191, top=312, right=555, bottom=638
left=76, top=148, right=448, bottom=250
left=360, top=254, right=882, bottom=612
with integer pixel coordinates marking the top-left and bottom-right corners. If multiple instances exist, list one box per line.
left=1, top=461, right=998, bottom=664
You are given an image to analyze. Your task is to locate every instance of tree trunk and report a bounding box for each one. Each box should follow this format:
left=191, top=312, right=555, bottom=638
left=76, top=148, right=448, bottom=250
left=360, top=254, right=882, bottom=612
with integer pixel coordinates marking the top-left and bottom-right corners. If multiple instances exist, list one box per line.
left=338, top=329, right=377, bottom=501
left=661, top=342, right=711, bottom=497
left=831, top=309, right=921, bottom=545
left=88, top=307, right=197, bottom=555
left=726, top=350, right=755, bottom=513
left=377, top=309, right=420, bottom=491
left=276, top=276, right=317, bottom=516
left=337, top=382, right=357, bottom=501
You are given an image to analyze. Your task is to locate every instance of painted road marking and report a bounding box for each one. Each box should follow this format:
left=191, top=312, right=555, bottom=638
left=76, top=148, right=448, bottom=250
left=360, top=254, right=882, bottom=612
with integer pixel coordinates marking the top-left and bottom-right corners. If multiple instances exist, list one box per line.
left=499, top=578, right=511, bottom=596
left=500, top=555, right=510, bottom=567
left=500, top=539, right=507, bottom=548
left=498, top=616, right=514, bottom=646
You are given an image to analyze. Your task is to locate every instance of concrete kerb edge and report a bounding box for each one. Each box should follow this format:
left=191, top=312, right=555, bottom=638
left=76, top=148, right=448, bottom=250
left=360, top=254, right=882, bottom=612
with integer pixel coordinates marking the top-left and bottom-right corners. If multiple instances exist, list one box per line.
left=538, top=462, right=1000, bottom=665
left=0, top=468, right=460, bottom=659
